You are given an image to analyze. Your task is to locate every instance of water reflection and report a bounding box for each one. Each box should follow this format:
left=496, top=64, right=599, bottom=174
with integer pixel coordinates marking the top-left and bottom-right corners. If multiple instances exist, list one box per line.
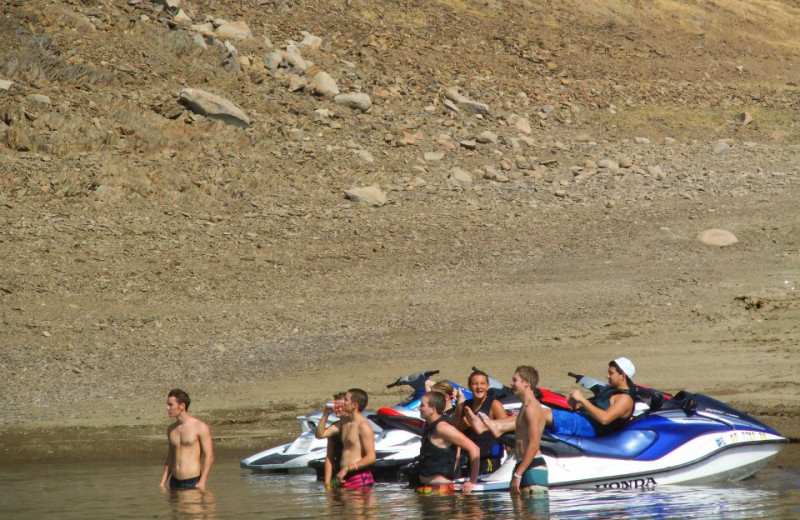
left=166, top=489, right=217, bottom=520
left=324, top=488, right=379, bottom=520
left=0, top=453, right=798, bottom=519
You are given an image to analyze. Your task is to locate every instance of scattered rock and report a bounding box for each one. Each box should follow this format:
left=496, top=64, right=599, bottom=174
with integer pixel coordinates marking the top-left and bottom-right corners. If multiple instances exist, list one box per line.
left=647, top=165, right=665, bottom=179
left=309, top=71, right=339, bottom=98
left=512, top=116, right=532, bottom=135
left=334, top=93, right=372, bottom=112
left=0, top=79, right=13, bottom=91
left=476, top=131, right=498, bottom=144
left=351, top=149, right=374, bottom=163
left=444, top=87, right=489, bottom=115
left=173, top=9, right=192, bottom=24
left=29, top=94, right=51, bottom=105
left=712, top=140, right=731, bottom=155
left=634, top=137, right=650, bottom=144
left=739, top=111, right=753, bottom=125
left=697, top=229, right=738, bottom=247
left=345, top=184, right=387, bottom=206
left=288, top=74, right=307, bottom=92
left=5, top=127, right=32, bottom=151
left=153, top=0, right=180, bottom=9
left=295, top=31, right=322, bottom=50
left=284, top=45, right=308, bottom=72
left=424, top=151, right=445, bottom=162
left=619, top=158, right=633, bottom=168
left=178, top=88, right=250, bottom=128
left=216, top=21, right=253, bottom=39
left=448, top=167, right=473, bottom=187
left=598, top=159, right=619, bottom=169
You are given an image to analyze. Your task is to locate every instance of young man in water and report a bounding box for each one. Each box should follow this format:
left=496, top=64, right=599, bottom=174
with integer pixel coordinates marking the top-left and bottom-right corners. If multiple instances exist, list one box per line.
left=315, top=388, right=376, bottom=488
left=159, top=389, right=214, bottom=491
left=509, top=366, right=548, bottom=494
left=416, top=391, right=480, bottom=494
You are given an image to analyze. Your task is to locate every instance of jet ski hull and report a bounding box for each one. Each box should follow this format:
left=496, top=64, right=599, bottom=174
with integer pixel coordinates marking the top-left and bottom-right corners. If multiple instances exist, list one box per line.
left=468, top=433, right=785, bottom=491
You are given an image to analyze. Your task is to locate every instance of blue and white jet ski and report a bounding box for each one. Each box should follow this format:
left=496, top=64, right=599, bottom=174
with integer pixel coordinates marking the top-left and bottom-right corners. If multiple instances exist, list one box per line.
left=467, top=373, right=787, bottom=491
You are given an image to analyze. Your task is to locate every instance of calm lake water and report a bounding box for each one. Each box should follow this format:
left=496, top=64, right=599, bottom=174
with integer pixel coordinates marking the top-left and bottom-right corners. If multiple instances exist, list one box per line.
left=2, top=450, right=799, bottom=519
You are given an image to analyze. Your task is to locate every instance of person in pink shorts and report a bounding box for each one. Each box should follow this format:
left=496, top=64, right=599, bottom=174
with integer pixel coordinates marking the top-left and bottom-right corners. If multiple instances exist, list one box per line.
left=316, top=388, right=376, bottom=489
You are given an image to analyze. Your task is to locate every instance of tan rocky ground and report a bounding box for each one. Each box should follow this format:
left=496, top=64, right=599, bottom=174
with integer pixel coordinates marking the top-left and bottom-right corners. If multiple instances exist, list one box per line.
left=1, top=0, right=799, bottom=465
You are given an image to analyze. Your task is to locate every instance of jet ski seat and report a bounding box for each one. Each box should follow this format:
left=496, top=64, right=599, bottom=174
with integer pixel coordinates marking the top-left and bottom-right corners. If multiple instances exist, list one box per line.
left=547, top=429, right=658, bottom=460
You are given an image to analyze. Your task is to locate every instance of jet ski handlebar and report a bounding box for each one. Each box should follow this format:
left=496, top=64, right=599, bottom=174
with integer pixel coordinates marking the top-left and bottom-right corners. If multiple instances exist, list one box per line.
left=386, top=369, right=440, bottom=389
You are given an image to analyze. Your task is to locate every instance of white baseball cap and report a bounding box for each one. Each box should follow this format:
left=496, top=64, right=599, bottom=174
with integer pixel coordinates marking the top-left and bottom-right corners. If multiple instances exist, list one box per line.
left=613, top=357, right=636, bottom=380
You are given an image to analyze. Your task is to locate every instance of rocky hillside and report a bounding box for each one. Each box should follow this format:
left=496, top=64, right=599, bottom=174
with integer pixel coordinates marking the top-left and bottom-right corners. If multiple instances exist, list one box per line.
left=1, top=0, right=799, bottom=433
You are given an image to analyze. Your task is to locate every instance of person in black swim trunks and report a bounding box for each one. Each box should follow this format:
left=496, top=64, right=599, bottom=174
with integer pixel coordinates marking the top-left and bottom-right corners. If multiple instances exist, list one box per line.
left=416, top=391, right=480, bottom=494
left=453, top=370, right=507, bottom=474
left=159, top=389, right=214, bottom=491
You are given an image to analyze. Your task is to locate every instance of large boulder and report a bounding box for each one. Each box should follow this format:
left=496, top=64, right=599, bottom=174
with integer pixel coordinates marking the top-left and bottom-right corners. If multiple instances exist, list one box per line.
left=334, top=93, right=372, bottom=112
left=215, top=21, right=253, bottom=39
left=309, top=72, right=339, bottom=98
left=444, top=87, right=489, bottom=115
left=697, top=229, right=738, bottom=247
left=178, top=88, right=250, bottom=128
left=345, top=184, right=387, bottom=207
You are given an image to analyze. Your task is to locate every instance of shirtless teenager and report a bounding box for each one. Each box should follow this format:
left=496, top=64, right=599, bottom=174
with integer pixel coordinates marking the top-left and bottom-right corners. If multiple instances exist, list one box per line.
left=509, top=366, right=548, bottom=494
left=315, top=388, right=377, bottom=488
left=159, top=389, right=214, bottom=491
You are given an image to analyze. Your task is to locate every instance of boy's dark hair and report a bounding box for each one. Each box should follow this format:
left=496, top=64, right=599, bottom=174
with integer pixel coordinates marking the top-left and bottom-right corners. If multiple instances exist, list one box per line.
left=423, top=391, right=446, bottom=415
left=348, top=388, right=369, bottom=411
left=168, top=389, right=191, bottom=411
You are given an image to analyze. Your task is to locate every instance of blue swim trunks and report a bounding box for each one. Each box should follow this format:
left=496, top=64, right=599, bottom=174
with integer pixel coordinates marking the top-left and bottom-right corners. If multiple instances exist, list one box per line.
left=515, top=456, right=548, bottom=489
left=549, top=409, right=596, bottom=437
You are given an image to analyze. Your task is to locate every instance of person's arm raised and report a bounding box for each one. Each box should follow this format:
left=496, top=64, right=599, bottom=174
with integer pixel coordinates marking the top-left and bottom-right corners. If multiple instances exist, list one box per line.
left=315, top=409, right=340, bottom=439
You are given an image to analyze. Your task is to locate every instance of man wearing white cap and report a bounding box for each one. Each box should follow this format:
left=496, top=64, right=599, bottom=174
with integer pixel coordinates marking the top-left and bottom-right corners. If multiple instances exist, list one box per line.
left=469, top=358, right=637, bottom=439
left=559, top=357, right=636, bottom=437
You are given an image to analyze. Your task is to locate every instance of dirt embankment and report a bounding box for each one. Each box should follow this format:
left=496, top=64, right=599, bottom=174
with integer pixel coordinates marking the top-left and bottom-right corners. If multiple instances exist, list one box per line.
left=1, top=0, right=799, bottom=462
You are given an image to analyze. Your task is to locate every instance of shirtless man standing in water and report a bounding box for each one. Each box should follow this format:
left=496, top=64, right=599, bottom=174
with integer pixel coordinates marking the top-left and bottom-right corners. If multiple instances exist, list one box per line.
left=159, top=389, right=214, bottom=491
left=315, top=388, right=376, bottom=488
left=508, top=366, right=548, bottom=494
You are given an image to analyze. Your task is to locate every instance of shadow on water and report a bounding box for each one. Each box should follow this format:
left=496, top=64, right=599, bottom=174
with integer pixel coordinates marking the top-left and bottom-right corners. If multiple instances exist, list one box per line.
left=1, top=451, right=799, bottom=519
